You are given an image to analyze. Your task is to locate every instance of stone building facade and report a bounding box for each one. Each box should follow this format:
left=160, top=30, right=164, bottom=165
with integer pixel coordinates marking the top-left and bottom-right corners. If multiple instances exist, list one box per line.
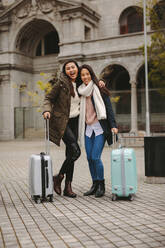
left=0, top=0, right=164, bottom=140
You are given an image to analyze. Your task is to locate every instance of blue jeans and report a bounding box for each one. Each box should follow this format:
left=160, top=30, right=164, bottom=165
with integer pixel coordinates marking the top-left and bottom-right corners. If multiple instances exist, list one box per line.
left=85, top=132, right=105, bottom=181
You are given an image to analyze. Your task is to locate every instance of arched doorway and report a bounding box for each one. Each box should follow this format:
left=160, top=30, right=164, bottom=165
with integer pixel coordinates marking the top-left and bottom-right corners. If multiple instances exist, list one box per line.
left=100, top=64, right=131, bottom=132
left=137, top=65, right=165, bottom=132
left=14, top=19, right=60, bottom=139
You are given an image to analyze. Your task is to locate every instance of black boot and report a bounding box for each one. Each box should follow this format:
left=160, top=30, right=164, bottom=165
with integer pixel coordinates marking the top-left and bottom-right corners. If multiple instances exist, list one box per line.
left=53, top=174, right=64, bottom=195
left=83, top=180, right=98, bottom=196
left=63, top=181, right=77, bottom=198
left=95, top=180, right=105, bottom=197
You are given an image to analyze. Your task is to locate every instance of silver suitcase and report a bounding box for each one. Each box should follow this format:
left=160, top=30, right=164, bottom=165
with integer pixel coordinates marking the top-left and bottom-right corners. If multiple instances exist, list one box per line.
left=29, top=119, right=53, bottom=203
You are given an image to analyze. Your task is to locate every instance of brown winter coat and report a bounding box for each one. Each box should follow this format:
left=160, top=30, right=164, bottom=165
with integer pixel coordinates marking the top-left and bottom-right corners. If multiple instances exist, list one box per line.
left=43, top=72, right=73, bottom=146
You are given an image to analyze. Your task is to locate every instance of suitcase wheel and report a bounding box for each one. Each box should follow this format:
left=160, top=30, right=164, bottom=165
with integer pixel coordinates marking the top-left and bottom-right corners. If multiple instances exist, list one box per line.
left=128, top=194, right=135, bottom=201
left=33, top=197, right=41, bottom=204
left=112, top=194, right=117, bottom=201
left=49, top=195, right=54, bottom=202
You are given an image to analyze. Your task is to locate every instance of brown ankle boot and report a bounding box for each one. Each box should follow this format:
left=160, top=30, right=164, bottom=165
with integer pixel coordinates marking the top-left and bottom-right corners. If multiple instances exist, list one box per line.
left=63, top=181, right=77, bottom=198
left=53, top=174, right=64, bottom=195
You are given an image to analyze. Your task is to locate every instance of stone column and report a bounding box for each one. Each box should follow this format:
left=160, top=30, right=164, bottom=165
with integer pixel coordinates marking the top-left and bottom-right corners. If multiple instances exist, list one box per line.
left=0, top=74, right=14, bottom=140
left=130, top=81, right=138, bottom=134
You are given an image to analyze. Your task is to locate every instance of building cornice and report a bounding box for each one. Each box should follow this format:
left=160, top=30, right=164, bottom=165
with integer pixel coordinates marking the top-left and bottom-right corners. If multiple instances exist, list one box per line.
left=0, top=0, right=25, bottom=19
left=60, top=31, right=151, bottom=46
left=58, top=48, right=143, bottom=63
left=0, top=63, right=33, bottom=73
left=59, top=3, right=100, bottom=23
left=0, top=0, right=78, bottom=20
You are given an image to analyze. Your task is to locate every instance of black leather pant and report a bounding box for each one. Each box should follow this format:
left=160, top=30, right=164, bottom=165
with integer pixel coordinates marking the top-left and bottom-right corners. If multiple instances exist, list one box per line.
left=59, top=116, right=81, bottom=181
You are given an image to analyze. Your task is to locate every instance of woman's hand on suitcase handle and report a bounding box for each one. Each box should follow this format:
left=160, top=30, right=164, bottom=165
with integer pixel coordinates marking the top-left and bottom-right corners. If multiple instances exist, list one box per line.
left=111, top=128, right=118, bottom=134
left=43, top=112, right=50, bottom=119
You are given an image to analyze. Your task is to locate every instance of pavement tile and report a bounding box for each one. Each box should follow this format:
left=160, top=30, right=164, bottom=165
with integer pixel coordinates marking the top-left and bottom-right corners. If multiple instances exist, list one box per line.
left=81, top=240, right=97, bottom=246
left=133, top=244, right=150, bottom=248
left=67, top=242, right=84, bottom=248
left=114, top=241, right=130, bottom=247
left=149, top=241, right=163, bottom=247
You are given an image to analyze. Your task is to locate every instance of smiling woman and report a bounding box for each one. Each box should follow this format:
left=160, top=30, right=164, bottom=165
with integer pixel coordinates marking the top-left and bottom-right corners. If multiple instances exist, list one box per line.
left=65, top=62, right=79, bottom=82
left=80, top=68, right=92, bottom=85
left=43, top=59, right=81, bottom=198
left=78, top=64, right=118, bottom=197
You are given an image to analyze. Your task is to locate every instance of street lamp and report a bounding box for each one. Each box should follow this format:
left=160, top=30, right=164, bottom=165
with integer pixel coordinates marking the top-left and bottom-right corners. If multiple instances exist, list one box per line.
left=143, top=0, right=150, bottom=136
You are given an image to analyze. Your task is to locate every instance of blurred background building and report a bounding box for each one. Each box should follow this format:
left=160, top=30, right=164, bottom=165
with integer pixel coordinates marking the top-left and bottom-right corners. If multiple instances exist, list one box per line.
left=0, top=0, right=164, bottom=140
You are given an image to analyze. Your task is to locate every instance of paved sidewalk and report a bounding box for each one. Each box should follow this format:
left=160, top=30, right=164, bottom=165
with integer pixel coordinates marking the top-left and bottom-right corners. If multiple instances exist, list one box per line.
left=0, top=140, right=165, bottom=248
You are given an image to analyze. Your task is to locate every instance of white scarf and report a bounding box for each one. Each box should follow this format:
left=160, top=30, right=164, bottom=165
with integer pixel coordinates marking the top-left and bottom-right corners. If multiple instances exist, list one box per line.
left=78, top=80, right=107, bottom=146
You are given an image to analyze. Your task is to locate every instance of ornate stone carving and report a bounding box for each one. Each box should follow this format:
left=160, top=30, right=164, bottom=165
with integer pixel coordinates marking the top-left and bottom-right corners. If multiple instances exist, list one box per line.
left=13, top=0, right=57, bottom=20
left=31, top=0, right=39, bottom=15
left=13, top=0, right=80, bottom=23
left=14, top=2, right=31, bottom=19
left=37, top=0, right=54, bottom=14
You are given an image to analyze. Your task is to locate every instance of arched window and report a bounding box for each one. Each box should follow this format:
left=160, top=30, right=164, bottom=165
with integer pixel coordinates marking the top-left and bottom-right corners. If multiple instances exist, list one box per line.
left=15, top=19, right=60, bottom=57
left=119, top=7, right=143, bottom=34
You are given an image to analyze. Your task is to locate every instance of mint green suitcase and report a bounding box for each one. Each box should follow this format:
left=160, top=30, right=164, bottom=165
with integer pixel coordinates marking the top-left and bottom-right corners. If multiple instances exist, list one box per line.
left=111, top=139, right=137, bottom=201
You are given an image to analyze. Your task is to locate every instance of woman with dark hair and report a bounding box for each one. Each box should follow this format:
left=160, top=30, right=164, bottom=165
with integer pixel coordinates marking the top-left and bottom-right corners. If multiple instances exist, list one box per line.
left=78, top=64, right=118, bottom=197
left=43, top=60, right=105, bottom=198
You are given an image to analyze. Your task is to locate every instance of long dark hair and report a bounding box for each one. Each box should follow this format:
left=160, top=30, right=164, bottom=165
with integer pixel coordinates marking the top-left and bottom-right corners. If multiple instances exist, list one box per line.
left=79, top=64, right=110, bottom=96
left=62, top=59, right=81, bottom=97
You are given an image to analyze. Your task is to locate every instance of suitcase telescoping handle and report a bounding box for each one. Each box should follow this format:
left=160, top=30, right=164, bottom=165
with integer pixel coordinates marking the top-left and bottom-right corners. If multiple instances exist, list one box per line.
left=45, top=118, right=50, bottom=155
left=112, top=131, right=117, bottom=145
left=112, top=132, right=122, bottom=149
left=112, top=131, right=118, bottom=149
